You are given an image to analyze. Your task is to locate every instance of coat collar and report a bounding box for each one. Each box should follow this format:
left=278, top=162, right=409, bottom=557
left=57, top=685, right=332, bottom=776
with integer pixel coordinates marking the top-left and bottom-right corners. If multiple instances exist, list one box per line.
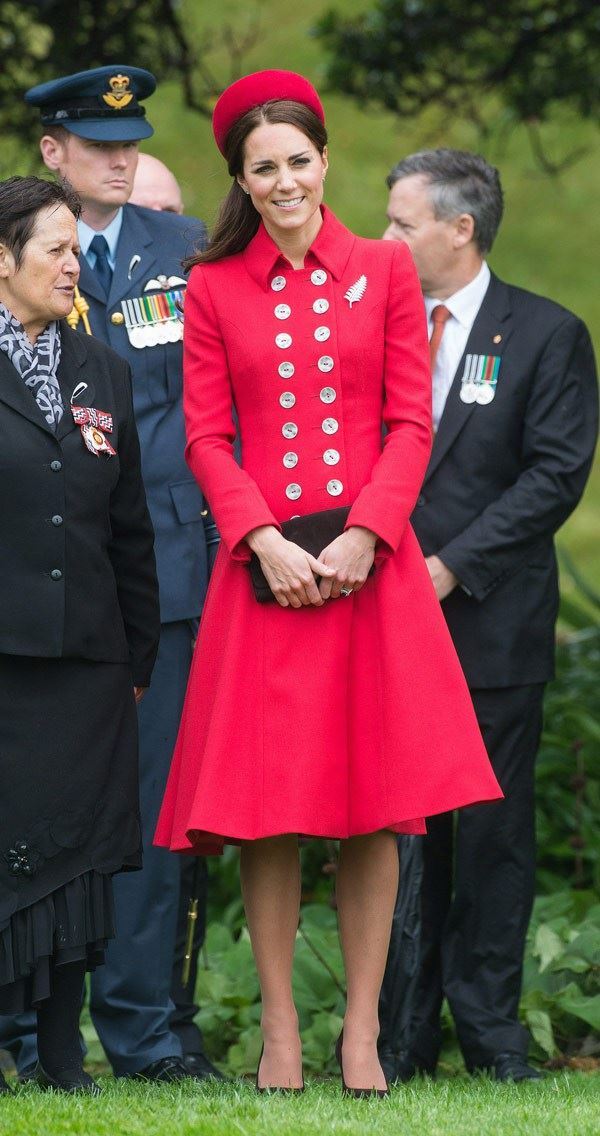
left=424, top=272, right=514, bottom=483
left=242, top=205, right=356, bottom=289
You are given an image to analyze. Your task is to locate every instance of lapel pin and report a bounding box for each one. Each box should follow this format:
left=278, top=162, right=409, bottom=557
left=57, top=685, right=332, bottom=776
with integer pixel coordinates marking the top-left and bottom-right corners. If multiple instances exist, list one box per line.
left=344, top=274, right=367, bottom=308
left=127, top=254, right=141, bottom=281
left=493, top=334, right=502, bottom=344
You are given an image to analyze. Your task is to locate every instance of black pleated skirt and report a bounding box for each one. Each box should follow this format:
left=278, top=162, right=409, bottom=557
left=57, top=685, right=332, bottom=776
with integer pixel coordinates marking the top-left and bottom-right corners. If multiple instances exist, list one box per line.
left=0, top=655, right=142, bottom=1012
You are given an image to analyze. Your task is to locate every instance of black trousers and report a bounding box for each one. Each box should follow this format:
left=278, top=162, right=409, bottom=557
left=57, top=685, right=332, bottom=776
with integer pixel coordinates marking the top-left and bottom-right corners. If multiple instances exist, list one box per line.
left=386, top=683, right=545, bottom=1069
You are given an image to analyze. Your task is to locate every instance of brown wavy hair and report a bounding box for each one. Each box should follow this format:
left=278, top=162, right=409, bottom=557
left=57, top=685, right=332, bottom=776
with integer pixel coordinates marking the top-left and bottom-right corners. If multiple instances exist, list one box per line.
left=184, top=99, right=327, bottom=270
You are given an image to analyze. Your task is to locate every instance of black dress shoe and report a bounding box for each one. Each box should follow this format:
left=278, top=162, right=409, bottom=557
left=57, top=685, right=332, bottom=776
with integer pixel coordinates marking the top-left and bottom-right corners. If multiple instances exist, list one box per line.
left=132, top=1055, right=200, bottom=1083
left=34, top=1063, right=101, bottom=1095
left=17, top=1063, right=37, bottom=1085
left=0, top=1069, right=11, bottom=1093
left=492, top=1052, right=544, bottom=1082
left=182, top=1052, right=226, bottom=1081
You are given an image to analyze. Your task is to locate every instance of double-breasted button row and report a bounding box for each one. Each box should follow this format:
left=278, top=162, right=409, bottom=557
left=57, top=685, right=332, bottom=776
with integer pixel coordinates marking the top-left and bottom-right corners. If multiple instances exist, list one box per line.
left=271, top=268, right=345, bottom=502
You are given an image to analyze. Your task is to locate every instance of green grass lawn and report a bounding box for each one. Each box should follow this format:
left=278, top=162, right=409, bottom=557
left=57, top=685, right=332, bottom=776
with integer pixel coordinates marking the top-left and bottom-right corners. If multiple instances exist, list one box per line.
left=1, top=1071, right=599, bottom=1136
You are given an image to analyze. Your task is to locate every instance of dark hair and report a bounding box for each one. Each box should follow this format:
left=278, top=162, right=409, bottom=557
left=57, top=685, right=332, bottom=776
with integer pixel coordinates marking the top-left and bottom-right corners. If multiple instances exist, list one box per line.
left=0, top=175, right=81, bottom=268
left=387, top=149, right=503, bottom=254
left=184, top=99, right=328, bottom=269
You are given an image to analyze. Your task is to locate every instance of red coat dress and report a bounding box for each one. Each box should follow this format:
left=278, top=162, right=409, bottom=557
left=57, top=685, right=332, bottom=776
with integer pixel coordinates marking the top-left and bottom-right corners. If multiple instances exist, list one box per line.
left=155, top=207, right=502, bottom=854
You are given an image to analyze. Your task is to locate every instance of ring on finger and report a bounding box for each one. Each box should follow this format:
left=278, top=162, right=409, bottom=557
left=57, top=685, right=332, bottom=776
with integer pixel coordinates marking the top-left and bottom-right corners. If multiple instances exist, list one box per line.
left=340, top=586, right=353, bottom=597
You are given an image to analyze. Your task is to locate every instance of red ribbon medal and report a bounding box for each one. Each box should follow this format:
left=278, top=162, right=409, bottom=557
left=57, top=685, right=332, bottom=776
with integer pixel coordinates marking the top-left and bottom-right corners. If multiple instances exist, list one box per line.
left=71, top=405, right=116, bottom=456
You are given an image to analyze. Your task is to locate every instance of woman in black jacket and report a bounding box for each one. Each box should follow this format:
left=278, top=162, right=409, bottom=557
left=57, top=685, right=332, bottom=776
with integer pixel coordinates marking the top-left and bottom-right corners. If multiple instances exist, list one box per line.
left=0, top=177, right=160, bottom=1094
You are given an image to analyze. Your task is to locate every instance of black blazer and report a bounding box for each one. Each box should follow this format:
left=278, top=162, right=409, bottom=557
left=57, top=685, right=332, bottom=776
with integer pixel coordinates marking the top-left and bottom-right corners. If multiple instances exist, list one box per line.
left=0, top=322, right=160, bottom=685
left=412, top=273, right=598, bottom=688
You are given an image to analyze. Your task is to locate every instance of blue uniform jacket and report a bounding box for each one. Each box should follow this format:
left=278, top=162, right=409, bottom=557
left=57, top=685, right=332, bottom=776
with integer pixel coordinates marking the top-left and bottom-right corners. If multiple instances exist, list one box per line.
left=77, top=203, right=218, bottom=622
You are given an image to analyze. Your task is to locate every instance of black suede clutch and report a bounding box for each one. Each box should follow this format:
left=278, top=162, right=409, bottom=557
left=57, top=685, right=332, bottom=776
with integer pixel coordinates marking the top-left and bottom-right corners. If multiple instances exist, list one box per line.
left=249, top=506, right=371, bottom=603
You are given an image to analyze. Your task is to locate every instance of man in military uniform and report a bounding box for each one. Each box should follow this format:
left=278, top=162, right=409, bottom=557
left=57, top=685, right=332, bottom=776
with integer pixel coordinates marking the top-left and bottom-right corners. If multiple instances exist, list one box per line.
left=0, top=65, right=220, bottom=1083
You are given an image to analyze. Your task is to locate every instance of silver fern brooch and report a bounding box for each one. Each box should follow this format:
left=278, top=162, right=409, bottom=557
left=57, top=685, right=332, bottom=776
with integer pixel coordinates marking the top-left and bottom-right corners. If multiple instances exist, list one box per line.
left=344, top=274, right=367, bottom=308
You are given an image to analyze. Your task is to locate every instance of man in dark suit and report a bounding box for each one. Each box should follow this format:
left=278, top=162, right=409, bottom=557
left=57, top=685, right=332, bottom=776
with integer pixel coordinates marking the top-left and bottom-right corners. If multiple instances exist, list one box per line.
left=378, top=149, right=598, bottom=1082
left=0, top=65, right=220, bottom=1083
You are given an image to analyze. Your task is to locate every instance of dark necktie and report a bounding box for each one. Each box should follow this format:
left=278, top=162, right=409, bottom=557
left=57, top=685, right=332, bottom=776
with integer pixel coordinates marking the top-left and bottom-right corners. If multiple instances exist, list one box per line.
left=429, top=304, right=451, bottom=370
left=89, top=234, right=113, bottom=296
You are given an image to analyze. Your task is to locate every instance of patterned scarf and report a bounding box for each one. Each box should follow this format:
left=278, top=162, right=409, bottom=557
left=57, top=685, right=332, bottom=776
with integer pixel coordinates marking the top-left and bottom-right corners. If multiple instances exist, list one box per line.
left=0, top=301, right=63, bottom=428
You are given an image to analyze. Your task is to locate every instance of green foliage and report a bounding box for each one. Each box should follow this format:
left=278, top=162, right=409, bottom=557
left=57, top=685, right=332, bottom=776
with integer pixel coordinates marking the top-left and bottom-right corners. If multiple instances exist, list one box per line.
left=537, top=569, right=600, bottom=894
left=0, top=0, right=194, bottom=171
left=522, top=890, right=600, bottom=1059
left=317, top=1, right=600, bottom=169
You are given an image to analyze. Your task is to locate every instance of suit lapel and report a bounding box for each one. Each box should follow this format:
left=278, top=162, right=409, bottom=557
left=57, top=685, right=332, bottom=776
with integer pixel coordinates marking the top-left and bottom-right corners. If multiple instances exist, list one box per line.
left=107, top=206, right=157, bottom=307
left=0, top=346, right=58, bottom=436
left=424, top=274, right=513, bottom=484
left=56, top=323, right=88, bottom=441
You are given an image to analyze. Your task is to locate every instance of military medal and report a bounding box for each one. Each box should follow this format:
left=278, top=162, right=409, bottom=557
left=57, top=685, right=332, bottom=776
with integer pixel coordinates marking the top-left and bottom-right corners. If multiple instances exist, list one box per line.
left=71, top=405, right=116, bottom=456
left=460, top=354, right=501, bottom=404
left=121, top=286, right=185, bottom=349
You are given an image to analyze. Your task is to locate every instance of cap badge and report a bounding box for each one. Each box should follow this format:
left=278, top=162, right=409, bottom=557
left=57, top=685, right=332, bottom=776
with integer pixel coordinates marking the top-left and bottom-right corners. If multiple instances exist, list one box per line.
left=344, top=274, right=367, bottom=309
left=102, top=74, right=133, bottom=110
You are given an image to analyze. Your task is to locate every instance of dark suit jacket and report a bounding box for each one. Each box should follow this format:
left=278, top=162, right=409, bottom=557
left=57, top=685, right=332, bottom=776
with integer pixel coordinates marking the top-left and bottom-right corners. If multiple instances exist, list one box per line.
left=412, top=273, right=598, bottom=688
left=76, top=204, right=218, bottom=623
left=0, top=324, right=160, bottom=686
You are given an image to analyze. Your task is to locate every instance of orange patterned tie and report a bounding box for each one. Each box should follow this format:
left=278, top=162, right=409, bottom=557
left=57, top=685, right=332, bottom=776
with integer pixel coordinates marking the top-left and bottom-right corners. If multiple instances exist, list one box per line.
left=429, top=304, right=451, bottom=370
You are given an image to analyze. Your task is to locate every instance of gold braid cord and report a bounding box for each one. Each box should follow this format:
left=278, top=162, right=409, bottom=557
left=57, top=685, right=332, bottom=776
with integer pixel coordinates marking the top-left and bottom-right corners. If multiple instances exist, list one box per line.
left=66, top=286, right=92, bottom=335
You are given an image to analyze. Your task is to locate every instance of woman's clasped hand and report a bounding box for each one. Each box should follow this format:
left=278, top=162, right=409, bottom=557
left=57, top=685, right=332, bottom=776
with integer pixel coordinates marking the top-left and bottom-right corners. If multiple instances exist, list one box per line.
left=246, top=525, right=376, bottom=607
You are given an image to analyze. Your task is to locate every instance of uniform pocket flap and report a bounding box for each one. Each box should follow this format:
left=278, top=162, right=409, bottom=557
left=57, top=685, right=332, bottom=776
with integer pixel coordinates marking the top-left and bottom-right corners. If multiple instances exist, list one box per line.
left=169, top=479, right=204, bottom=524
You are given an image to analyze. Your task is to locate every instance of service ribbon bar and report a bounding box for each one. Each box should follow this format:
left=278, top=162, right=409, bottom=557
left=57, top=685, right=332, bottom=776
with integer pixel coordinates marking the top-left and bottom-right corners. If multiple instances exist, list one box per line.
left=460, top=353, right=502, bottom=405
left=121, top=288, right=185, bottom=349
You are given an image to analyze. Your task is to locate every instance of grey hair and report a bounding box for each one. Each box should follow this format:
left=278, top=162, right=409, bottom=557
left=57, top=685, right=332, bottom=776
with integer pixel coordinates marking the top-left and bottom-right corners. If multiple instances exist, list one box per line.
left=387, top=149, right=503, bottom=254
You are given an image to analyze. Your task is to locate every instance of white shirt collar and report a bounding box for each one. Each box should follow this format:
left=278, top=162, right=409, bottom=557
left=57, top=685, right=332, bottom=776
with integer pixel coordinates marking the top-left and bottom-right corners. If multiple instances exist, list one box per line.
left=78, top=209, right=124, bottom=268
left=424, top=261, right=490, bottom=329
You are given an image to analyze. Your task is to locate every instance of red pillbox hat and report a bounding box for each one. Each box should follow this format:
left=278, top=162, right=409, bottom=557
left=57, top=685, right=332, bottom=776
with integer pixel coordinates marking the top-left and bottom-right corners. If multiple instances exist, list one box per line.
left=212, top=70, right=325, bottom=155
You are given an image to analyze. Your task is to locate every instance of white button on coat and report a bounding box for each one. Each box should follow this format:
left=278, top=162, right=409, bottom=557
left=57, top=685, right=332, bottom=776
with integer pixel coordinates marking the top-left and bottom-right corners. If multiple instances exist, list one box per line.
left=271, top=275, right=287, bottom=292
left=278, top=362, right=295, bottom=378
left=283, top=452, right=299, bottom=468
left=282, top=422, right=298, bottom=439
left=323, top=449, right=340, bottom=465
left=311, top=269, right=327, bottom=286
left=318, top=356, right=334, bottom=373
left=275, top=333, right=292, bottom=349
left=313, top=298, right=329, bottom=314
left=286, top=483, right=302, bottom=500
left=279, top=392, right=296, bottom=408
left=314, top=326, right=331, bottom=342
left=326, top=479, right=343, bottom=496
left=274, top=304, right=291, bottom=320
left=320, top=387, right=336, bottom=404
left=322, top=417, right=339, bottom=434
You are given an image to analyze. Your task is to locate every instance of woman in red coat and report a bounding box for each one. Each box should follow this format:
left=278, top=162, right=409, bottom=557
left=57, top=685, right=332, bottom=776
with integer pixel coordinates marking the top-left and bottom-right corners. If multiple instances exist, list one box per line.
left=155, top=70, right=502, bottom=1094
